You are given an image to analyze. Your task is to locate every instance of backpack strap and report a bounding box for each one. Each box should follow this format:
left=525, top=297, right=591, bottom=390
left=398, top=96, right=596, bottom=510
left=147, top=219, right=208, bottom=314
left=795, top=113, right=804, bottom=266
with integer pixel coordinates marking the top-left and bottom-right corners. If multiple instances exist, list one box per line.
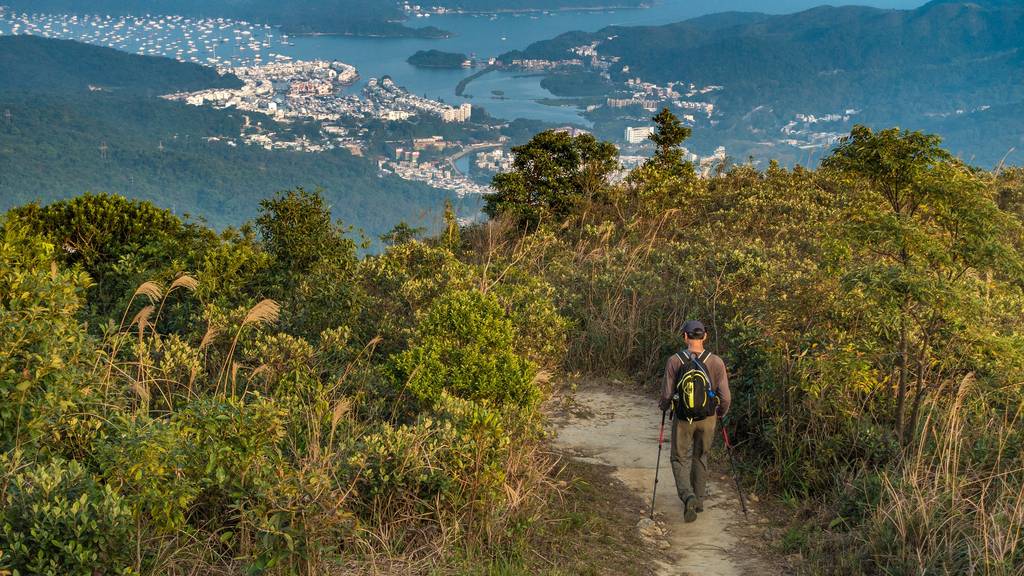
left=691, top=350, right=713, bottom=388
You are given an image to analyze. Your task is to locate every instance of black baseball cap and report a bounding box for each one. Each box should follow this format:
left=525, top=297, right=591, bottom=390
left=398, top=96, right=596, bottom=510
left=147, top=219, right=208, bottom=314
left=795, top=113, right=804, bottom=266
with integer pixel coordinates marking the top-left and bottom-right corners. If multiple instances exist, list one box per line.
left=682, top=320, right=706, bottom=338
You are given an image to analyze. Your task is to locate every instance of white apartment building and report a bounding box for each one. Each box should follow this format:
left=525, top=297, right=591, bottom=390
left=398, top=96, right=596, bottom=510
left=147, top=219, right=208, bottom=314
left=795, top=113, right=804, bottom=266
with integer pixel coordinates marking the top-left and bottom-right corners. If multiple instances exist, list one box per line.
left=442, top=103, right=473, bottom=123
left=624, top=126, right=655, bottom=144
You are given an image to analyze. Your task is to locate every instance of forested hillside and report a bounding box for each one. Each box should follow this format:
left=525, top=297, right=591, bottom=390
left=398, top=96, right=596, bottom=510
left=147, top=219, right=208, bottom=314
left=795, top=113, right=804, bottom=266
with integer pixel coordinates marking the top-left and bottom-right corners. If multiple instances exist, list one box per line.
left=1, top=109, right=1022, bottom=574
left=0, top=36, right=456, bottom=238
left=0, top=35, right=240, bottom=94
left=505, top=0, right=1024, bottom=166
left=512, top=0, right=1024, bottom=109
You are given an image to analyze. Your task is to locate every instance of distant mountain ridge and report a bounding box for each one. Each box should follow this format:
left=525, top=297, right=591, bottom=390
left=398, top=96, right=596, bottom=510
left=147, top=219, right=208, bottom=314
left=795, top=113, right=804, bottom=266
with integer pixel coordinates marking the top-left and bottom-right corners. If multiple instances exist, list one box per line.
left=0, top=35, right=240, bottom=94
left=509, top=1, right=1023, bottom=89
left=501, top=0, right=1024, bottom=166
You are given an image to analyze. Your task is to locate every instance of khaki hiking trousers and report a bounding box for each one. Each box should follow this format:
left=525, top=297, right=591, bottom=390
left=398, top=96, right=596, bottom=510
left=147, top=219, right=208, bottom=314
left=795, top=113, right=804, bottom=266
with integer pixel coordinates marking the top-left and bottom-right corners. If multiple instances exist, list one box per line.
left=670, top=414, right=716, bottom=504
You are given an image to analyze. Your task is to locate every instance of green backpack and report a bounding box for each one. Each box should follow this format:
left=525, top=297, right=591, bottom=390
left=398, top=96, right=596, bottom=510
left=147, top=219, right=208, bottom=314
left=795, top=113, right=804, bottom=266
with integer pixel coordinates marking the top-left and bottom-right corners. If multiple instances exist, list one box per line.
left=672, top=350, right=719, bottom=421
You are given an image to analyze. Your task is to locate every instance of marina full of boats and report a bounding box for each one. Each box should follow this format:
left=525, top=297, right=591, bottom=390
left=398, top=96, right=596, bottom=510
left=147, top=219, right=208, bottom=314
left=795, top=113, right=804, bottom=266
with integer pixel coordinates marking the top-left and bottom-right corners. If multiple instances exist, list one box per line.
left=0, top=8, right=295, bottom=68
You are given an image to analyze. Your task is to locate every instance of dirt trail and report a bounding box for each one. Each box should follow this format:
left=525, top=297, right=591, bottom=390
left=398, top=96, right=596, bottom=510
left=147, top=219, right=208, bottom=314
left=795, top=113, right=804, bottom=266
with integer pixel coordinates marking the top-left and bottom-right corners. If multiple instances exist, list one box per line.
left=552, top=385, right=783, bottom=576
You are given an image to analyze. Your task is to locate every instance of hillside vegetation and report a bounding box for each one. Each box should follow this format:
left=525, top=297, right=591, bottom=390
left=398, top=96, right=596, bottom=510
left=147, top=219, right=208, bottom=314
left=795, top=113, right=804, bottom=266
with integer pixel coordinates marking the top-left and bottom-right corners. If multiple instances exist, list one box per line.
left=1, top=111, right=1023, bottom=574
left=0, top=36, right=456, bottom=239
left=479, top=112, right=1024, bottom=574
left=0, top=36, right=240, bottom=95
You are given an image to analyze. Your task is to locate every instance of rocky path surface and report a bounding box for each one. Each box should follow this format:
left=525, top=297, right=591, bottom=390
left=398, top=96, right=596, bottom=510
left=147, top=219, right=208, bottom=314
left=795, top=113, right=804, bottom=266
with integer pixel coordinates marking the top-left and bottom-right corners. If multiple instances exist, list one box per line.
left=551, top=385, right=785, bottom=576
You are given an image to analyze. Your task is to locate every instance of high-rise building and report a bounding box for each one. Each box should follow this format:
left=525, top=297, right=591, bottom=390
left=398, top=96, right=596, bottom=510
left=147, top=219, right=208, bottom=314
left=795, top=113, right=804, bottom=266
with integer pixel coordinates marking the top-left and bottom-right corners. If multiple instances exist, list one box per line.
left=624, top=126, right=655, bottom=144
left=442, top=103, right=473, bottom=123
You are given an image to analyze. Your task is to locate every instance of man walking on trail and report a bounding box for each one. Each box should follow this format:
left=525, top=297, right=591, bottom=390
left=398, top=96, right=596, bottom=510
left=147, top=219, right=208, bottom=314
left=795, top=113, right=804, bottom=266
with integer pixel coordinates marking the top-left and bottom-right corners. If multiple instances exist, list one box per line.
left=659, top=320, right=731, bottom=522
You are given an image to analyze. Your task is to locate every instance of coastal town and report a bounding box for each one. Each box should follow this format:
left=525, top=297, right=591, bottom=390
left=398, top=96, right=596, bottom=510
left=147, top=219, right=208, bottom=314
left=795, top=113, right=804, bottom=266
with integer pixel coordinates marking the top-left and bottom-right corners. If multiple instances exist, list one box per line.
left=498, top=35, right=853, bottom=154
left=162, top=58, right=492, bottom=195
left=0, top=5, right=514, bottom=195
left=166, top=60, right=470, bottom=129
left=0, top=2, right=757, bottom=192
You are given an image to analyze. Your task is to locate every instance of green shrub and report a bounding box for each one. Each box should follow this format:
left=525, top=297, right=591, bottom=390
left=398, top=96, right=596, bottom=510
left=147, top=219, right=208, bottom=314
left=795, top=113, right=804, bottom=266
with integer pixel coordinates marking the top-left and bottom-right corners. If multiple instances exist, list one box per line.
left=244, top=332, right=319, bottom=399
left=192, top=225, right=274, bottom=311
left=356, top=240, right=475, bottom=356
left=149, top=334, right=204, bottom=409
left=6, top=193, right=204, bottom=323
left=174, top=395, right=288, bottom=512
left=0, top=223, right=95, bottom=452
left=286, top=255, right=363, bottom=342
left=428, top=392, right=511, bottom=502
left=351, top=422, right=435, bottom=514
left=95, top=417, right=199, bottom=536
left=0, top=458, right=137, bottom=576
left=7, top=194, right=183, bottom=270
left=389, top=289, right=537, bottom=412
left=238, top=461, right=356, bottom=575
left=486, top=265, right=568, bottom=369
left=353, top=393, right=509, bottom=520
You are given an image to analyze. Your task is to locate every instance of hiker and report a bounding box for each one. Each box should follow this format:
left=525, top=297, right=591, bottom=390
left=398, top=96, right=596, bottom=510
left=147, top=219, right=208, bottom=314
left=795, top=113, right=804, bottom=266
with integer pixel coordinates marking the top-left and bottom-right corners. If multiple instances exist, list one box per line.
left=658, top=320, right=731, bottom=523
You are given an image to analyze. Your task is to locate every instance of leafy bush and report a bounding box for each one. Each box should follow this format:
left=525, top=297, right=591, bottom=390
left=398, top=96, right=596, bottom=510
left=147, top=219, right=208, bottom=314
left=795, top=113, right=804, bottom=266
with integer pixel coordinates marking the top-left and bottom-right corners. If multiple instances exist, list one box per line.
left=0, top=223, right=95, bottom=452
left=95, top=417, right=199, bottom=536
left=244, top=332, right=318, bottom=399
left=6, top=193, right=199, bottom=322
left=485, top=265, right=568, bottom=369
left=429, top=392, right=511, bottom=502
left=256, top=189, right=363, bottom=340
left=389, top=289, right=537, bottom=413
left=356, top=240, right=475, bottom=356
left=353, top=393, right=509, bottom=521
left=8, top=193, right=184, bottom=270
left=0, top=458, right=137, bottom=576
left=174, top=395, right=288, bottom=515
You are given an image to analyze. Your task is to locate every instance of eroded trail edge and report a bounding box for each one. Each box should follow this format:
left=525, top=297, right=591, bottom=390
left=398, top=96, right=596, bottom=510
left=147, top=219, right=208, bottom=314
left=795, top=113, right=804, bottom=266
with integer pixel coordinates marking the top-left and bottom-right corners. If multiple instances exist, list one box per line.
left=551, top=385, right=784, bottom=576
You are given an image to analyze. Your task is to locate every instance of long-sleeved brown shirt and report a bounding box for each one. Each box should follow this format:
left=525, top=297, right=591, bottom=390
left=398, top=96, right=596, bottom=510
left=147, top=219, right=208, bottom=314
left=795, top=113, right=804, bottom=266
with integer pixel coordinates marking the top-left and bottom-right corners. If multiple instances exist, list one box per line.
left=661, top=349, right=731, bottom=416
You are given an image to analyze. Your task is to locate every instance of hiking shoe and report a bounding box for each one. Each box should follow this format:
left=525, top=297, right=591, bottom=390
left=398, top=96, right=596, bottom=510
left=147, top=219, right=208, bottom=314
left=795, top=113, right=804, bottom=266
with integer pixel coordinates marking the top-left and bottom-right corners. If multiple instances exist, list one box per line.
left=694, top=499, right=704, bottom=513
left=683, top=496, right=698, bottom=523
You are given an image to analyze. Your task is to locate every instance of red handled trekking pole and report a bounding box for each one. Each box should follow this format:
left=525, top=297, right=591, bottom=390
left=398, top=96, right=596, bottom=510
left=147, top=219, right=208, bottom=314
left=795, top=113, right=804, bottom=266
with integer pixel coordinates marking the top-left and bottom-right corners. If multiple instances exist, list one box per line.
left=720, top=421, right=749, bottom=520
left=650, top=409, right=668, bottom=519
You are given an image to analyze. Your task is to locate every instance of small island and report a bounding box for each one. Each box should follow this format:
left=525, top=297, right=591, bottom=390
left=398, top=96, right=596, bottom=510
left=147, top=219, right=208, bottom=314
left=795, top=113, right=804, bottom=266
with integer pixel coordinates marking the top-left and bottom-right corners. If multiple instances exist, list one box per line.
left=407, top=49, right=471, bottom=69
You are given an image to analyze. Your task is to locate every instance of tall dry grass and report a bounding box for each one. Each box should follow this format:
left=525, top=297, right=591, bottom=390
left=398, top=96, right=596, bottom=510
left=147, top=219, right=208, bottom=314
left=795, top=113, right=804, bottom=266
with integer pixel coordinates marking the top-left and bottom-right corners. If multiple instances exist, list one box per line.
left=864, top=375, right=1024, bottom=575
left=217, top=298, right=280, bottom=395
left=464, top=214, right=701, bottom=378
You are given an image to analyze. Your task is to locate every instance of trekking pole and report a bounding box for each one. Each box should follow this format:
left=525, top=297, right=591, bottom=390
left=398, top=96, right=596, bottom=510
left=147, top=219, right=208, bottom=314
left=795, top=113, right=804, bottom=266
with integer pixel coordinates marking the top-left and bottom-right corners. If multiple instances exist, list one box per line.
left=650, top=409, right=668, bottom=520
left=720, top=421, right=749, bottom=520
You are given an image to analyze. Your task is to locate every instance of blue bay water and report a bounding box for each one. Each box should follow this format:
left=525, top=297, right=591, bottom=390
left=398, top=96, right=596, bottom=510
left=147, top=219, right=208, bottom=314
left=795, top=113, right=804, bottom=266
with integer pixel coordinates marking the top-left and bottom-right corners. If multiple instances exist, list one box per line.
left=280, top=0, right=925, bottom=124
left=0, top=0, right=926, bottom=124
